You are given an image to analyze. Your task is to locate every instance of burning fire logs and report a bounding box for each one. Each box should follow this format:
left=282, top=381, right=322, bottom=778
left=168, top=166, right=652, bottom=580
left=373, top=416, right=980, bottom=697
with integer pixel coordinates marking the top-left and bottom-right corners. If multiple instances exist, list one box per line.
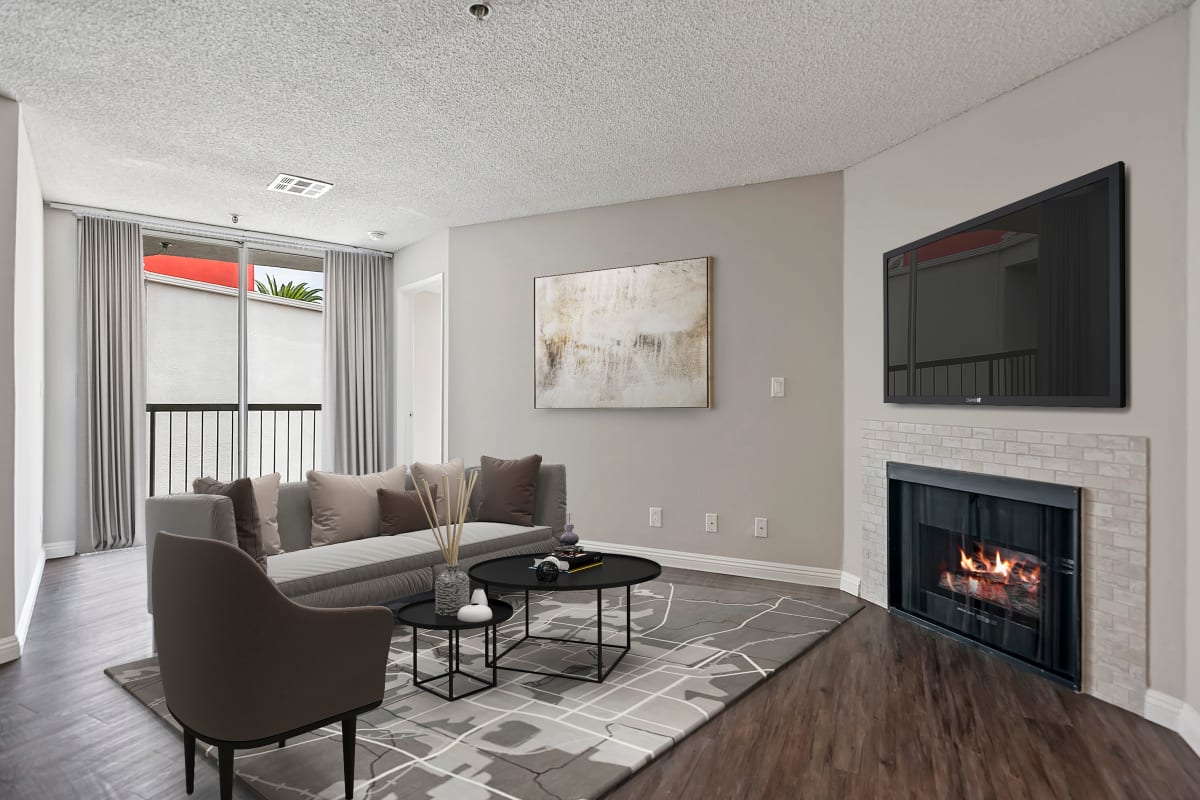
left=940, top=546, right=1041, bottom=617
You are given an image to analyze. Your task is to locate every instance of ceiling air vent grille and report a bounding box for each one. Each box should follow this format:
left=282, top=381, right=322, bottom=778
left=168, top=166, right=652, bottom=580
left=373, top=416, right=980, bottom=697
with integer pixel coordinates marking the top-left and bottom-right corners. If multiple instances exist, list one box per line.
left=268, top=173, right=333, bottom=199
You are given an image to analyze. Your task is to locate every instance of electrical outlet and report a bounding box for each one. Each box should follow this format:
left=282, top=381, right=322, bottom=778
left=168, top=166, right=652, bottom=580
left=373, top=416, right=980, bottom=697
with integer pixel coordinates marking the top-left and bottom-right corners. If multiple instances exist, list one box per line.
left=649, top=507, right=662, bottom=528
left=705, top=513, right=718, bottom=533
left=754, top=517, right=768, bottom=538
left=770, top=377, right=786, bottom=397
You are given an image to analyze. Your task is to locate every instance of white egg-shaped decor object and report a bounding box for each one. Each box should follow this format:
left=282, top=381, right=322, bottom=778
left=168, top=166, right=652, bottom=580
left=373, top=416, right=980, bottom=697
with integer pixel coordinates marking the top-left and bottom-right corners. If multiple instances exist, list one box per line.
left=470, top=588, right=489, bottom=607
left=457, top=604, right=493, bottom=623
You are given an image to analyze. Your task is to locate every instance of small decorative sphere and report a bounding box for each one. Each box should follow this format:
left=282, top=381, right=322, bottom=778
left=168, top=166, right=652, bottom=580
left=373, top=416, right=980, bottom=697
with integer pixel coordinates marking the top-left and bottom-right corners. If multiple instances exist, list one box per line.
left=535, top=560, right=560, bottom=583
left=560, top=523, right=579, bottom=548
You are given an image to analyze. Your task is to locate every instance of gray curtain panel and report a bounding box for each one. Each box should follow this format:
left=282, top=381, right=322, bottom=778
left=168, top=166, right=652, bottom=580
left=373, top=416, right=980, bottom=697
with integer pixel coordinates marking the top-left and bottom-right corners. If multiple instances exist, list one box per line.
left=79, top=216, right=146, bottom=550
left=323, top=250, right=391, bottom=475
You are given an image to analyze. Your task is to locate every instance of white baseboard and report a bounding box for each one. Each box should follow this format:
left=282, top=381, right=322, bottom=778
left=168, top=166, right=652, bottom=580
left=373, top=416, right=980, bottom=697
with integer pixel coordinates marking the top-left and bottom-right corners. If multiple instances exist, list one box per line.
left=839, top=572, right=861, bottom=596
left=588, top=540, right=853, bottom=591
left=1144, top=689, right=1200, bottom=758
left=43, top=540, right=75, bottom=559
left=16, top=548, right=45, bottom=651
left=0, top=635, right=19, bottom=664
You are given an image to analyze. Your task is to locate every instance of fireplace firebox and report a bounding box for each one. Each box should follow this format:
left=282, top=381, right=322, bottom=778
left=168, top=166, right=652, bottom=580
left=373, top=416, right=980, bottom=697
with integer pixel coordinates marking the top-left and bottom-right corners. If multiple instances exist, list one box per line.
left=887, top=462, right=1081, bottom=688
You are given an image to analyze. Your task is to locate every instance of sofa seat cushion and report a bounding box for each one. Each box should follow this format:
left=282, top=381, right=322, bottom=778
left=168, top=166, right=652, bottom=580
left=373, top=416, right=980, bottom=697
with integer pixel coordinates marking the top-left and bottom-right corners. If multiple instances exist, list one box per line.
left=267, top=521, right=553, bottom=598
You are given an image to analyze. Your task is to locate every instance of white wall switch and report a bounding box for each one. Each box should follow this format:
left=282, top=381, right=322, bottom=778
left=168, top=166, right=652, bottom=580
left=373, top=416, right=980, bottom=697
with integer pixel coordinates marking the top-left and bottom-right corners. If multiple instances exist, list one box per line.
left=705, top=513, right=718, bottom=533
left=770, top=377, right=786, bottom=398
left=649, top=507, right=662, bottom=528
left=754, top=517, right=768, bottom=538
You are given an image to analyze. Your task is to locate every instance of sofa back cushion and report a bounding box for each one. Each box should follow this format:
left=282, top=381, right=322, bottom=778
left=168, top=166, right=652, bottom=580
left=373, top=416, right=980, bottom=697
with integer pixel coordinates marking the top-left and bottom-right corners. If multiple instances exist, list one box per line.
left=271, top=463, right=568, bottom=552
left=309, top=466, right=409, bottom=546
left=277, top=482, right=315, bottom=553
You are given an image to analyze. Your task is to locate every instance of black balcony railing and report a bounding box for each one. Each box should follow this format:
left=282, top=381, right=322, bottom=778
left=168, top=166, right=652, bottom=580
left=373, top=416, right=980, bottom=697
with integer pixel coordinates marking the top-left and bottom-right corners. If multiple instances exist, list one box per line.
left=147, top=403, right=322, bottom=496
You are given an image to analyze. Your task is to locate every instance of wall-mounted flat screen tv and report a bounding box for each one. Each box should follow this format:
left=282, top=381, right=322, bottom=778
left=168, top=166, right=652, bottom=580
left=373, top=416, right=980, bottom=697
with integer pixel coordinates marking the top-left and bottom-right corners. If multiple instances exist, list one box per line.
left=884, top=163, right=1126, bottom=407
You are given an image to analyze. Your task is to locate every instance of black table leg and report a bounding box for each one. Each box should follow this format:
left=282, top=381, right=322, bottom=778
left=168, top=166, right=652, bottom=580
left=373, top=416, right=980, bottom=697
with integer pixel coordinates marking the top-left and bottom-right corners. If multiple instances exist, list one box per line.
left=491, top=622, right=498, bottom=685
left=596, top=588, right=603, bottom=681
left=411, top=625, right=418, bottom=682
left=447, top=629, right=455, bottom=700
left=627, top=584, right=632, bottom=648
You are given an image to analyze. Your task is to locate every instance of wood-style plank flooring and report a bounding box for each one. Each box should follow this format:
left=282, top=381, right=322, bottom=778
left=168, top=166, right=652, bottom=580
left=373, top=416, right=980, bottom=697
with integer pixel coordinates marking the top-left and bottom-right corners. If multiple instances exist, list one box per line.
left=1, top=550, right=1197, bottom=799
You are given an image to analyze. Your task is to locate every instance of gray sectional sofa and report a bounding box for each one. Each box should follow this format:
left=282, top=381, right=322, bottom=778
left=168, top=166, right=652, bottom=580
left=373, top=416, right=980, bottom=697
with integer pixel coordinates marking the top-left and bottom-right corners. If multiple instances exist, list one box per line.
left=145, top=464, right=566, bottom=612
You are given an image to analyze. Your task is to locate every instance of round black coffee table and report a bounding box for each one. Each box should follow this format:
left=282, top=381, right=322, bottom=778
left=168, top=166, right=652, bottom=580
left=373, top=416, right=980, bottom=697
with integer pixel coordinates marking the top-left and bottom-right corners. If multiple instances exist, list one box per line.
left=393, top=598, right=515, bottom=701
left=468, top=554, right=662, bottom=683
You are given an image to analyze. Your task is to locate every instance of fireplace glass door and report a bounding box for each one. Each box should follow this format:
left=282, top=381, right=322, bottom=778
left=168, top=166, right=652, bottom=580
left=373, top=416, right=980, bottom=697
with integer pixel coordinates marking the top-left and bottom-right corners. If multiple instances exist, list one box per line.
left=888, top=464, right=1081, bottom=687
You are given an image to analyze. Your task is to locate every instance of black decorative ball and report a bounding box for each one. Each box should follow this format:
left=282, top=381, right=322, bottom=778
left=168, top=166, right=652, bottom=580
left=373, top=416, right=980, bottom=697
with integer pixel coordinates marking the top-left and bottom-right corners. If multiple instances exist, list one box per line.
left=535, top=560, right=560, bottom=583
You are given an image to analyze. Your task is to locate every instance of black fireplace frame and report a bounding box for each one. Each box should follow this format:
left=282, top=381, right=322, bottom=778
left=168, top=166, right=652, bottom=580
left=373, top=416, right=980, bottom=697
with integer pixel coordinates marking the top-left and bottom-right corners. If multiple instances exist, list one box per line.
left=886, top=462, right=1082, bottom=689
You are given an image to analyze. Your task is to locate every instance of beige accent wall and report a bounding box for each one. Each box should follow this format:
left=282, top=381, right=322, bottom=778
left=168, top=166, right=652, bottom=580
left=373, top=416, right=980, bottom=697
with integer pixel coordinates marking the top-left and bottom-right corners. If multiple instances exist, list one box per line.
left=445, top=173, right=844, bottom=568
left=842, top=14, right=1189, bottom=698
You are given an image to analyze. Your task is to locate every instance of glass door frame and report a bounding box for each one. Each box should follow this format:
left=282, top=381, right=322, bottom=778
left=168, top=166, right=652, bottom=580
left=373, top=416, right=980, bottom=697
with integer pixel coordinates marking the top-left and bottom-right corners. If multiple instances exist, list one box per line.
left=144, top=227, right=323, bottom=481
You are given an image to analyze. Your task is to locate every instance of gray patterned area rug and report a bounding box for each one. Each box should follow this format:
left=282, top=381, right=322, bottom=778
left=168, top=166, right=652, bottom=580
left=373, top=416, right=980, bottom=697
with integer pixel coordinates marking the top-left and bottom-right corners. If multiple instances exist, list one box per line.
left=107, top=577, right=861, bottom=800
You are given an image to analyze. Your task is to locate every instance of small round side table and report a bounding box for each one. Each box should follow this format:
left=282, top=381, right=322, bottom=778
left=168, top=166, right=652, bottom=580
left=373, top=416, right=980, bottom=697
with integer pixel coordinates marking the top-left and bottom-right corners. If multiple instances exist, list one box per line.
left=392, top=598, right=515, bottom=701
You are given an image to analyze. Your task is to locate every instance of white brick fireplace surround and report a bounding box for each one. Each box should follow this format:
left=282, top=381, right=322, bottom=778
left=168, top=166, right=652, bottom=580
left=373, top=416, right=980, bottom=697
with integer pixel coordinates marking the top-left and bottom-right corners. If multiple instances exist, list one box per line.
left=860, top=421, right=1148, bottom=714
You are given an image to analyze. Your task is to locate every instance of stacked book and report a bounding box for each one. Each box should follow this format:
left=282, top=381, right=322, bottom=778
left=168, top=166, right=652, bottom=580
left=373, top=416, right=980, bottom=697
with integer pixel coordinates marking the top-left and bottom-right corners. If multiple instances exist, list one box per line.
left=532, top=550, right=604, bottom=572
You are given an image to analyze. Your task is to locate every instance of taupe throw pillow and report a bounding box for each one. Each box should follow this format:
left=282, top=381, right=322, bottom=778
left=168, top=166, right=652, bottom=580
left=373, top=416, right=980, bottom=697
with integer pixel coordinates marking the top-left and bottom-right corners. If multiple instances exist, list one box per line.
left=192, top=476, right=265, bottom=569
left=308, top=466, right=408, bottom=546
left=410, top=457, right=472, bottom=525
left=477, top=454, right=542, bottom=526
left=378, top=485, right=437, bottom=536
left=252, top=473, right=283, bottom=555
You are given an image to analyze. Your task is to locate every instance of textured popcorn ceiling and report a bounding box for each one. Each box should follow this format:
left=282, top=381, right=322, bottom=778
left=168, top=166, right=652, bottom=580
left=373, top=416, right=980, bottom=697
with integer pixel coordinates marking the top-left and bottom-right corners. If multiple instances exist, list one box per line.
left=0, top=1, right=1189, bottom=249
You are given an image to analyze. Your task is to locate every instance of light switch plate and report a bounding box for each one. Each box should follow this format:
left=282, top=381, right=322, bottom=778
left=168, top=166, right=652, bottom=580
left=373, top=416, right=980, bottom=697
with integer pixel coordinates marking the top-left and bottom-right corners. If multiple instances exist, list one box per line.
left=705, top=513, right=718, bottom=533
left=770, top=377, right=785, bottom=397
left=754, top=517, right=768, bottom=538
left=649, top=507, right=662, bottom=528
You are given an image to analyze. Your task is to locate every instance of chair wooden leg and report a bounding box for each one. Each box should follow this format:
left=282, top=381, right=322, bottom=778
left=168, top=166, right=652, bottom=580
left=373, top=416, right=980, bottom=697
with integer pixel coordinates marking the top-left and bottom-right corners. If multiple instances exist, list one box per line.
left=184, top=729, right=195, bottom=795
left=278, top=739, right=286, bottom=748
left=342, top=716, right=357, bottom=799
left=218, top=745, right=234, bottom=800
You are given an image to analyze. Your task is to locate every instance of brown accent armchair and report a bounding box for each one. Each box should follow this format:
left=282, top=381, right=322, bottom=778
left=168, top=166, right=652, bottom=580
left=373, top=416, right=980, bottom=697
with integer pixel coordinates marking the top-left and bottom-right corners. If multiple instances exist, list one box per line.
left=151, top=532, right=395, bottom=800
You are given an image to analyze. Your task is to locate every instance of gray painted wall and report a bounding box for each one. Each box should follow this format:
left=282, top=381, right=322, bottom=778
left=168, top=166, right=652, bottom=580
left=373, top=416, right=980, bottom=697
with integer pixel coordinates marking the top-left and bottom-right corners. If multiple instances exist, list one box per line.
left=392, top=230, right=448, bottom=464
left=445, top=173, right=844, bottom=569
left=1186, top=5, right=1200, bottom=716
left=42, top=207, right=83, bottom=555
left=12, top=104, right=43, bottom=635
left=842, top=14, right=1189, bottom=698
left=0, top=97, right=19, bottom=648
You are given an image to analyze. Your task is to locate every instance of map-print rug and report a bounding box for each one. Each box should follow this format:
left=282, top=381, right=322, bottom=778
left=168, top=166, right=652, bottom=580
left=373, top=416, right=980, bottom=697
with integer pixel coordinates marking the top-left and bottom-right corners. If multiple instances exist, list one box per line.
left=106, top=577, right=862, bottom=799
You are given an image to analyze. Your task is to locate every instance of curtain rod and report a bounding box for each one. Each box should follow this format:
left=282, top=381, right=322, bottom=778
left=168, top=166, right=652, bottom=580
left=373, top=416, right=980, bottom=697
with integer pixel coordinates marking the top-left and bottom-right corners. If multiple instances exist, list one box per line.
left=48, top=202, right=393, bottom=257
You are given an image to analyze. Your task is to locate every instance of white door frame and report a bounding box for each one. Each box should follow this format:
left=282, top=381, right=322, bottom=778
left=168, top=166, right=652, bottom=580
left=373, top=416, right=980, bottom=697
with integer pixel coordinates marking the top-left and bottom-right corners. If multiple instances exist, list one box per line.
left=395, top=273, right=446, bottom=465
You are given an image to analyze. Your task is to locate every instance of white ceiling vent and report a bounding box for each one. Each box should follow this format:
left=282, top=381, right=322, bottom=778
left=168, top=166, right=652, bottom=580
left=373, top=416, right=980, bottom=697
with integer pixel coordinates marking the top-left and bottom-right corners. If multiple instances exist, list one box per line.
left=267, top=173, right=333, bottom=199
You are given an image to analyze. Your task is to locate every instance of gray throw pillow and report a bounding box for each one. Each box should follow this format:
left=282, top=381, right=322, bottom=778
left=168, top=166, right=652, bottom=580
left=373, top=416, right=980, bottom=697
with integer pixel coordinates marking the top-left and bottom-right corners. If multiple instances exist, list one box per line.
left=410, top=458, right=472, bottom=525
left=193, top=476, right=266, bottom=569
left=476, top=454, right=542, bottom=527
left=378, top=485, right=437, bottom=536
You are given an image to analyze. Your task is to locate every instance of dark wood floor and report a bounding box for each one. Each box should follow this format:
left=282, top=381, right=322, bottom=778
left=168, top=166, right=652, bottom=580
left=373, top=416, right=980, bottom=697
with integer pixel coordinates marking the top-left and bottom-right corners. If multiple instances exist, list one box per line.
left=1, top=551, right=1197, bottom=799
left=606, top=574, right=1200, bottom=800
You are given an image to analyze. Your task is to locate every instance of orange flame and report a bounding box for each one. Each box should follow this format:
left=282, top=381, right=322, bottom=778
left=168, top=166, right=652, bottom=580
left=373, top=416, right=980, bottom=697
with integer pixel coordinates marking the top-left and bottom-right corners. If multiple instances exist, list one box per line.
left=954, top=547, right=1033, bottom=585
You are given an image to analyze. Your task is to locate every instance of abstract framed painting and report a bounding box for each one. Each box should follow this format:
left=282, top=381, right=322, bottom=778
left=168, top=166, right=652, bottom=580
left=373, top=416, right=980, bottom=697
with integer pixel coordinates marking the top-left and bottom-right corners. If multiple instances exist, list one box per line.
left=534, top=257, right=712, bottom=409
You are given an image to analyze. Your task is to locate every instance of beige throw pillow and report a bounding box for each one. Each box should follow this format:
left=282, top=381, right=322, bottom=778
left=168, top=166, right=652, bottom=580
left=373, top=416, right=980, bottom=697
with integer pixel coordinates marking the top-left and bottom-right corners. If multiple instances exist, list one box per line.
left=410, top=457, right=472, bottom=525
left=308, top=466, right=408, bottom=546
left=252, top=473, right=283, bottom=555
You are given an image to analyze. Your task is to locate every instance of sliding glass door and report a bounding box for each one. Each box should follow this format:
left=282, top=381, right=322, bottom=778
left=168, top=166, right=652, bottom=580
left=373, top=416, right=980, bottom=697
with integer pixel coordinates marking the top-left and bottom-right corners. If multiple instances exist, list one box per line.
left=144, top=233, right=324, bottom=494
